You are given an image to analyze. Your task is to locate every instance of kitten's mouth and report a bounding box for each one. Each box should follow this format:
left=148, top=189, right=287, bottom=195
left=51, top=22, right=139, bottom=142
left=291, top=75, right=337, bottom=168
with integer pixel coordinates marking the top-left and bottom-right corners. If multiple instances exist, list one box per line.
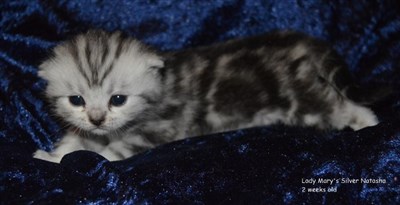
left=90, top=127, right=110, bottom=135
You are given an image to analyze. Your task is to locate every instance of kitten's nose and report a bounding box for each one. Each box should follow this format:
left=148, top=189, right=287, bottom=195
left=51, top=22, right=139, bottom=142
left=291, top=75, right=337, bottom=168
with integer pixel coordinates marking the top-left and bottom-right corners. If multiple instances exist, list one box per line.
left=89, top=117, right=105, bottom=126
left=88, top=109, right=106, bottom=126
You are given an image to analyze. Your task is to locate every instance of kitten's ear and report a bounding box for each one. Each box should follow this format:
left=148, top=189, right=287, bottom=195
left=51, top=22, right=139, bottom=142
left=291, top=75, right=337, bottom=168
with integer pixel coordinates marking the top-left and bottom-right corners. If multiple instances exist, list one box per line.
left=147, top=57, right=165, bottom=77
left=37, top=69, right=48, bottom=79
left=38, top=61, right=51, bottom=80
left=147, top=57, right=164, bottom=70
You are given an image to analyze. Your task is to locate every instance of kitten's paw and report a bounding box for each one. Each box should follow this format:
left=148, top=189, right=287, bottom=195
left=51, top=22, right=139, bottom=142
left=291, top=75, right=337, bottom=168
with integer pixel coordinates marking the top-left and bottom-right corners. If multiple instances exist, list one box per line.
left=349, top=111, right=378, bottom=131
left=331, top=101, right=379, bottom=131
left=345, top=102, right=379, bottom=131
left=33, top=150, right=63, bottom=163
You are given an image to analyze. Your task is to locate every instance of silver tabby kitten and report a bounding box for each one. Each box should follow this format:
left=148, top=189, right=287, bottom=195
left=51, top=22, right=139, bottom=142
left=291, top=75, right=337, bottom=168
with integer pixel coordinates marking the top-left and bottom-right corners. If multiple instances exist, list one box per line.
left=34, top=30, right=379, bottom=162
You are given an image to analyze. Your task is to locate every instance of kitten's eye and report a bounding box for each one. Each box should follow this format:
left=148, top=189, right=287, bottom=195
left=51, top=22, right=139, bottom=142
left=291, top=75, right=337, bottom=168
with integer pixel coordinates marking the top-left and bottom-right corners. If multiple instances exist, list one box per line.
left=110, top=95, right=127, bottom=106
left=69, top=96, right=85, bottom=106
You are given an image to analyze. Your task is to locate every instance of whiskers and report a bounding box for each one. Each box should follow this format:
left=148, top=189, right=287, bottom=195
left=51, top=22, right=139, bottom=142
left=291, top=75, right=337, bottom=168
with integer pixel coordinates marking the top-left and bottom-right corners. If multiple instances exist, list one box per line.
left=109, top=119, right=128, bottom=139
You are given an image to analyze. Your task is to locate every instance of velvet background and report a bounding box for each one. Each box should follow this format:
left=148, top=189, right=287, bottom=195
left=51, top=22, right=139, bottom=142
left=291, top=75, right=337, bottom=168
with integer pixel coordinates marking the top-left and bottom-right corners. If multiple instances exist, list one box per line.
left=0, top=0, right=400, bottom=204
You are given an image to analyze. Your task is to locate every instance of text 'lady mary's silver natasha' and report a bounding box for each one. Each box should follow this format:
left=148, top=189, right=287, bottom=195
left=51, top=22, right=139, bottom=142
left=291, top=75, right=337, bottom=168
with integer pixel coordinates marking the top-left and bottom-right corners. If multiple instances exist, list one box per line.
left=34, top=30, right=381, bottom=162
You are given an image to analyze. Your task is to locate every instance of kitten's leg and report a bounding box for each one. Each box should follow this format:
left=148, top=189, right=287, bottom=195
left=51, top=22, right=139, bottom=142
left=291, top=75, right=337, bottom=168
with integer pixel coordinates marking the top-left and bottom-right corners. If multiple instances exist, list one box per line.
left=33, top=132, right=84, bottom=163
left=99, top=135, right=153, bottom=161
left=330, top=100, right=378, bottom=130
left=99, top=121, right=183, bottom=161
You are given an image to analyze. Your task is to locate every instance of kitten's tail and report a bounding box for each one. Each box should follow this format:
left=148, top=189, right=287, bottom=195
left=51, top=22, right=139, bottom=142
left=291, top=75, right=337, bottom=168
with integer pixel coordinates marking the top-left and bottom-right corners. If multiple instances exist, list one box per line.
left=330, top=66, right=392, bottom=105
left=315, top=43, right=392, bottom=105
left=343, top=83, right=393, bottom=105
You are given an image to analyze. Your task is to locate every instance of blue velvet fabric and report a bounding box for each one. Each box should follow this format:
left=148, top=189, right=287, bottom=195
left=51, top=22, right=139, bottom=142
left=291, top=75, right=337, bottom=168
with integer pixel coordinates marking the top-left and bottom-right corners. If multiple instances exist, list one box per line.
left=1, top=0, right=400, bottom=204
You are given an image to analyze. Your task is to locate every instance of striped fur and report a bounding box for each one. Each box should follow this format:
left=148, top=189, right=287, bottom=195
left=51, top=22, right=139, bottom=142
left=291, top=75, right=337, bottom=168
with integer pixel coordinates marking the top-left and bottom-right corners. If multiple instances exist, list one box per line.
left=34, top=30, right=379, bottom=162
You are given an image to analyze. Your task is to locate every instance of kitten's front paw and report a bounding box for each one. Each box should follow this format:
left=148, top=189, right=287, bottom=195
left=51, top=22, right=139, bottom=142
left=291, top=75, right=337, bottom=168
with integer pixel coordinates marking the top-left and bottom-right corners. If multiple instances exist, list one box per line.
left=33, top=150, right=63, bottom=163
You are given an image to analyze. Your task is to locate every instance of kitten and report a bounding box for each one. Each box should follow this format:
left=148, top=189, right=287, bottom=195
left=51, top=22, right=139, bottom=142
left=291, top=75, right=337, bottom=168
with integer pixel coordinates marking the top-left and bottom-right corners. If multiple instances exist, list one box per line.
left=34, top=30, right=380, bottom=162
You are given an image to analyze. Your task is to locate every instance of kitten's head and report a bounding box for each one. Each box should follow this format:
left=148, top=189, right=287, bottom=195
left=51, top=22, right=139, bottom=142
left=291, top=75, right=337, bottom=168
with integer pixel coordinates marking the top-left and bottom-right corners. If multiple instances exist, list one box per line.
left=39, top=30, right=164, bottom=135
